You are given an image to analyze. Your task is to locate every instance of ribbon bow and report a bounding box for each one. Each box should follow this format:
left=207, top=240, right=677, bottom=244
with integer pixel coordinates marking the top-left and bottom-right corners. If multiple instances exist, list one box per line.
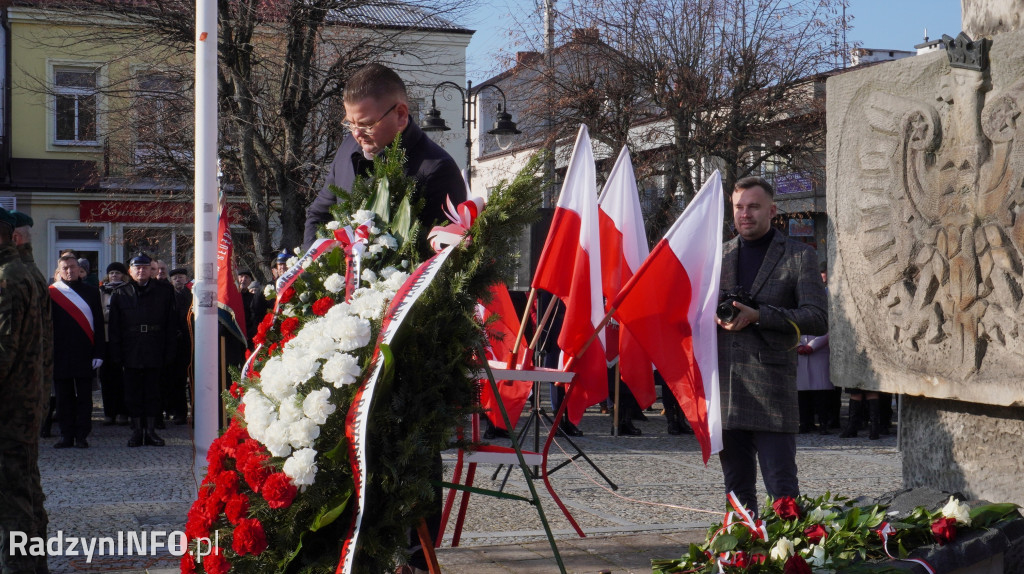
left=334, top=222, right=372, bottom=301
left=428, top=196, right=485, bottom=253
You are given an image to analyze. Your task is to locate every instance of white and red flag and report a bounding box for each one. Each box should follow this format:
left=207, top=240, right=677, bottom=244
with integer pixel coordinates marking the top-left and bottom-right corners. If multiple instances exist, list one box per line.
left=477, top=283, right=533, bottom=430
left=531, top=125, right=606, bottom=425
left=598, top=146, right=656, bottom=409
left=610, top=171, right=724, bottom=462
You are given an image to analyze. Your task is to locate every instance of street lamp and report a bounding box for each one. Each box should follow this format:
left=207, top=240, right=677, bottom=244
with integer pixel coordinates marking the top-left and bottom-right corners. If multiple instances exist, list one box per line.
left=421, top=80, right=521, bottom=189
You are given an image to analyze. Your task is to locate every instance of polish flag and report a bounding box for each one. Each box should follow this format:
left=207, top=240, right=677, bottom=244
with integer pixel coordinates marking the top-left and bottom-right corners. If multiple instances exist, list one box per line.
left=531, top=125, right=606, bottom=425
left=598, top=146, right=656, bottom=409
left=610, top=171, right=724, bottom=462
left=478, top=284, right=533, bottom=430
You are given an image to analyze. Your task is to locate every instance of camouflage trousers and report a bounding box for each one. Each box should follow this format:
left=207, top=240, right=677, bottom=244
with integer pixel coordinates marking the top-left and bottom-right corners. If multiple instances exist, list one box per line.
left=0, top=438, right=47, bottom=574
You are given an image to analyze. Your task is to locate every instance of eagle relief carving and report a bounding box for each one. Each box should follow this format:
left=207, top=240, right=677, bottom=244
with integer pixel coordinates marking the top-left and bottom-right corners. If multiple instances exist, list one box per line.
left=839, top=33, right=1024, bottom=379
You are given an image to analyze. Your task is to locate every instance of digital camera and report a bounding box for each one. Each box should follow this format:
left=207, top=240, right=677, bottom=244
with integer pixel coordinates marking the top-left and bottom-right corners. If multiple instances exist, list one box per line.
left=716, top=286, right=758, bottom=324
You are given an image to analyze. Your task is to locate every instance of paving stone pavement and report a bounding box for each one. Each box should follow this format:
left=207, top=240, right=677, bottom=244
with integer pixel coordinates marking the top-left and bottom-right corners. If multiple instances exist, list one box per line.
left=35, top=390, right=903, bottom=573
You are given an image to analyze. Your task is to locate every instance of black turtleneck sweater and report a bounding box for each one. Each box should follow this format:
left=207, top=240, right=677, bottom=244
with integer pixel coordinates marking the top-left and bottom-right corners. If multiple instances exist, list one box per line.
left=737, top=228, right=775, bottom=293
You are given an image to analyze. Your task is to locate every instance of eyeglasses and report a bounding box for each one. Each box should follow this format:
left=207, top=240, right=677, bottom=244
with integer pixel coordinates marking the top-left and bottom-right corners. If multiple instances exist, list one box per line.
left=341, top=103, right=398, bottom=136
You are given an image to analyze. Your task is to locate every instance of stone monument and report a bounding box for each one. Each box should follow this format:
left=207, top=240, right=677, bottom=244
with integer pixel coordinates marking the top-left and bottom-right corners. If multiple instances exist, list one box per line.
left=827, top=0, right=1024, bottom=505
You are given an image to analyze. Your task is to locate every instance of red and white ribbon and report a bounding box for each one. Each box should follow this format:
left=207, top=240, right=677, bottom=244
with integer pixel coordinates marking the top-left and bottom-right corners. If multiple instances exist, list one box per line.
left=49, top=281, right=95, bottom=344
left=333, top=223, right=371, bottom=302
left=428, top=196, right=485, bottom=253
left=876, top=522, right=936, bottom=574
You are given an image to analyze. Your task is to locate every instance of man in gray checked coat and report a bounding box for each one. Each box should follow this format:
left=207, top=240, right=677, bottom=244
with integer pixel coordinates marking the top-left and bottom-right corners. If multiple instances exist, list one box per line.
left=714, top=176, right=828, bottom=516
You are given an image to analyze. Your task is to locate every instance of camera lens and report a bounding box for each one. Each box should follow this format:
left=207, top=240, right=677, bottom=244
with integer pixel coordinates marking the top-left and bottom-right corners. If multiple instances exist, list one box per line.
left=716, top=301, right=738, bottom=323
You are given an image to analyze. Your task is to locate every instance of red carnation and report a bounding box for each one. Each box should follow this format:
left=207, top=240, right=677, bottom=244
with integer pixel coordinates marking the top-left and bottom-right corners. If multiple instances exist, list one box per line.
left=201, top=548, right=229, bottom=574
left=312, top=296, right=335, bottom=316
left=804, top=523, right=827, bottom=544
left=212, top=470, right=240, bottom=502
left=784, top=555, right=812, bottom=574
left=229, top=380, right=242, bottom=398
left=254, top=313, right=274, bottom=346
left=225, top=493, right=250, bottom=525
left=772, top=496, right=801, bottom=520
left=240, top=449, right=272, bottom=493
left=185, top=501, right=215, bottom=540
left=180, top=551, right=197, bottom=574
left=278, top=287, right=296, bottom=304
left=281, top=317, right=300, bottom=341
left=231, top=518, right=269, bottom=556
left=931, top=516, right=957, bottom=545
left=262, top=472, right=298, bottom=509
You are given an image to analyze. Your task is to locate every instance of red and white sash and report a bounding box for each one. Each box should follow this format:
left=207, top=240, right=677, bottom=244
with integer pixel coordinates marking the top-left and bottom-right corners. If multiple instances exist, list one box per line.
left=49, top=281, right=95, bottom=344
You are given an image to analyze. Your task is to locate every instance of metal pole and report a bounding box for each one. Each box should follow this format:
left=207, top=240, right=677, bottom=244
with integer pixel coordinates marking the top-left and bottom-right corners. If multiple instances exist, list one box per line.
left=464, top=80, right=474, bottom=189
left=192, top=0, right=219, bottom=493
left=542, top=0, right=556, bottom=208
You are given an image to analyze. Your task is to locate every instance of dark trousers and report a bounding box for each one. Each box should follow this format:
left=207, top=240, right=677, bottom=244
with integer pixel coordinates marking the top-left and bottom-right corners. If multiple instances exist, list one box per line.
left=123, top=368, right=163, bottom=418
left=719, top=429, right=799, bottom=516
left=162, top=355, right=190, bottom=418
left=0, top=438, right=48, bottom=574
left=100, top=360, right=126, bottom=418
left=55, top=376, right=93, bottom=442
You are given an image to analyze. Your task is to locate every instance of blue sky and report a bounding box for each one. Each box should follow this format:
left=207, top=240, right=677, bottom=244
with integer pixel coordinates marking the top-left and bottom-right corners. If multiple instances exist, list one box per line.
left=460, top=0, right=964, bottom=83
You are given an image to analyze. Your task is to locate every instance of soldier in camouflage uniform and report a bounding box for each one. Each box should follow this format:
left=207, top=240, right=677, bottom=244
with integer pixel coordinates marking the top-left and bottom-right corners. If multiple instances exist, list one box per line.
left=0, top=207, right=47, bottom=574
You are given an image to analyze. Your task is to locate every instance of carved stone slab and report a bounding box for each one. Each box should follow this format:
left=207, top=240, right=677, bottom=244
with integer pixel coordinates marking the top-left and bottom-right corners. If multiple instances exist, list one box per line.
left=826, top=29, right=1024, bottom=407
left=963, top=0, right=1024, bottom=39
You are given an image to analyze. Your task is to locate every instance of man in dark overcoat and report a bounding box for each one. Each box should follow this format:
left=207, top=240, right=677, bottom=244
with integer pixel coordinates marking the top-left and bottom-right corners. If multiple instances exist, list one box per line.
left=714, top=176, right=827, bottom=516
left=108, top=253, right=177, bottom=447
left=50, top=253, right=105, bottom=449
left=303, top=63, right=465, bottom=248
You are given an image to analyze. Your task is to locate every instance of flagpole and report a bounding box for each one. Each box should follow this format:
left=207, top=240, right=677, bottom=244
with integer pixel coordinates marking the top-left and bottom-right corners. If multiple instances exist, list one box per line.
left=192, top=0, right=219, bottom=493
left=560, top=306, right=616, bottom=374
left=509, top=287, right=537, bottom=361
left=612, top=363, right=620, bottom=437
left=526, top=293, right=559, bottom=351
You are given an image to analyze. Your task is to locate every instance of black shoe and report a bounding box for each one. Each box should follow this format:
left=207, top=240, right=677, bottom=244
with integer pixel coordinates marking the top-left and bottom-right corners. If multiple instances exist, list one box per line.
left=560, top=420, right=584, bottom=437
left=74, top=439, right=89, bottom=449
left=667, top=421, right=683, bottom=435
left=54, top=438, right=74, bottom=449
left=145, top=418, right=166, bottom=447
left=128, top=418, right=144, bottom=447
left=613, top=422, right=642, bottom=436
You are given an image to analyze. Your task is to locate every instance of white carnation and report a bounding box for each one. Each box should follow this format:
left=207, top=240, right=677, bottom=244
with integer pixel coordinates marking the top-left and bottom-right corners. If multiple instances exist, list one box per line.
left=353, top=210, right=375, bottom=224
left=302, top=388, right=336, bottom=424
left=325, top=220, right=340, bottom=230
left=241, top=390, right=276, bottom=439
left=322, top=353, right=361, bottom=387
left=367, top=243, right=384, bottom=256
left=325, top=315, right=371, bottom=350
left=323, top=273, right=345, bottom=294
left=283, top=448, right=318, bottom=487
left=286, top=256, right=299, bottom=267
left=941, top=496, right=972, bottom=526
left=263, top=419, right=294, bottom=457
left=383, top=271, right=409, bottom=292
left=277, top=399, right=303, bottom=425
left=282, top=304, right=296, bottom=316
left=288, top=417, right=321, bottom=449
left=376, top=233, right=397, bottom=250
left=350, top=289, right=387, bottom=320
left=379, top=266, right=399, bottom=280
left=263, top=284, right=276, bottom=299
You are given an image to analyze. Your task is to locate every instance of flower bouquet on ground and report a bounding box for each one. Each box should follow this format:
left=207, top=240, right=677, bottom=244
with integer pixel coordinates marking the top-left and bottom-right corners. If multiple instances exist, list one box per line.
left=183, top=140, right=543, bottom=574
left=652, top=492, right=1019, bottom=573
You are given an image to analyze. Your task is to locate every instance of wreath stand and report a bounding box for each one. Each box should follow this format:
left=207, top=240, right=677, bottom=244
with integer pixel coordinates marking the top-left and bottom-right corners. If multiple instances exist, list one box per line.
left=431, top=355, right=572, bottom=574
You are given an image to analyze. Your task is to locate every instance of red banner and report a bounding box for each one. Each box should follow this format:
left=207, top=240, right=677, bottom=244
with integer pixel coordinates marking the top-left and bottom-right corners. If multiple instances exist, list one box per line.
left=80, top=200, right=248, bottom=224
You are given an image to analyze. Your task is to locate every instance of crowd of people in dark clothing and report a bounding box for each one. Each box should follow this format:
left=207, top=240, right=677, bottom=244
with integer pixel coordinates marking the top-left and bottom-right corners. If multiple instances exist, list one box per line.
left=41, top=249, right=292, bottom=450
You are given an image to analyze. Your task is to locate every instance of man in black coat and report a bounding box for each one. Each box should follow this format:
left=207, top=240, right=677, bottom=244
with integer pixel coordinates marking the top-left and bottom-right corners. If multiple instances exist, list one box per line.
left=167, top=268, right=193, bottom=425
left=49, top=253, right=105, bottom=449
left=108, top=253, right=177, bottom=447
left=303, top=63, right=466, bottom=248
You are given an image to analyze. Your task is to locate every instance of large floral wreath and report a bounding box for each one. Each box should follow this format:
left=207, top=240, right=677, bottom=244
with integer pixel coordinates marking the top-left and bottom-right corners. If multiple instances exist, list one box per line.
left=183, top=141, right=543, bottom=574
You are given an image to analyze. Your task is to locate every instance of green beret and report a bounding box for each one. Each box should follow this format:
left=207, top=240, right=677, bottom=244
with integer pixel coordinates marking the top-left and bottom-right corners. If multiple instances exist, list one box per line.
left=0, top=207, right=16, bottom=228
left=10, top=211, right=33, bottom=228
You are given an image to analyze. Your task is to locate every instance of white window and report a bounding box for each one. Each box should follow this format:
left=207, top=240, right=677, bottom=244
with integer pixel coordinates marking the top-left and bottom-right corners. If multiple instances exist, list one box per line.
left=136, top=72, right=186, bottom=148
left=54, top=66, right=99, bottom=145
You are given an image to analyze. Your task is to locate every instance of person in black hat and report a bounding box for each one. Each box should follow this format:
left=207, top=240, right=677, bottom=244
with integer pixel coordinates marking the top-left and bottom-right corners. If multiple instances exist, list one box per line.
left=100, top=262, right=130, bottom=426
left=236, top=269, right=267, bottom=348
left=164, top=267, right=192, bottom=425
left=107, top=253, right=177, bottom=447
